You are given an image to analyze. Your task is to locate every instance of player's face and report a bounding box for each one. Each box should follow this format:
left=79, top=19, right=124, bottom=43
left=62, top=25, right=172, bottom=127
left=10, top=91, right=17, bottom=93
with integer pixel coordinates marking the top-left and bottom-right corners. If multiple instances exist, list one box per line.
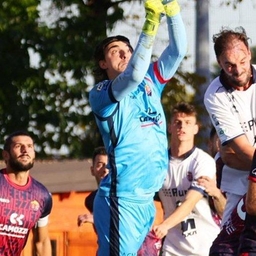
left=5, top=136, right=35, bottom=172
left=91, top=154, right=109, bottom=185
left=169, top=113, right=198, bottom=142
left=218, top=40, right=252, bottom=89
left=99, top=41, right=133, bottom=80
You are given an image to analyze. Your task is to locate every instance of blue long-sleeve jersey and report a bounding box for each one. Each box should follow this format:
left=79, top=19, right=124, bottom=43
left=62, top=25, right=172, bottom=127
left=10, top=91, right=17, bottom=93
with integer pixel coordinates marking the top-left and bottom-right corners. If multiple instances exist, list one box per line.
left=89, top=14, right=187, bottom=200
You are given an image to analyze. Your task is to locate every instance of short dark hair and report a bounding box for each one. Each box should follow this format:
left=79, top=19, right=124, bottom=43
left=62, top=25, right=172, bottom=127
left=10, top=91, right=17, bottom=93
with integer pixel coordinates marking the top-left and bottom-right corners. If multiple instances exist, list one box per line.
left=170, top=102, right=197, bottom=119
left=213, top=26, right=250, bottom=58
left=4, top=131, right=33, bottom=152
left=93, top=35, right=134, bottom=81
left=92, top=146, right=107, bottom=164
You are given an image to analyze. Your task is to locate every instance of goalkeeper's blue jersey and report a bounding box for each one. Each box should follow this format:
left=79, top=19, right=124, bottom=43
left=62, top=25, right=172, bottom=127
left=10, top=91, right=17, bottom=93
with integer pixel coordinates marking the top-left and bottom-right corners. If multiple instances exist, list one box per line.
left=89, top=15, right=187, bottom=201
left=90, top=63, right=168, bottom=200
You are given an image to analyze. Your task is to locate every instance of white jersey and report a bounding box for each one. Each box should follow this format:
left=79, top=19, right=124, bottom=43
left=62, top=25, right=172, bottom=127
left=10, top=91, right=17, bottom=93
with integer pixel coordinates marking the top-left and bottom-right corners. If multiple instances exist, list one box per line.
left=159, top=147, right=220, bottom=256
left=204, top=65, right=256, bottom=205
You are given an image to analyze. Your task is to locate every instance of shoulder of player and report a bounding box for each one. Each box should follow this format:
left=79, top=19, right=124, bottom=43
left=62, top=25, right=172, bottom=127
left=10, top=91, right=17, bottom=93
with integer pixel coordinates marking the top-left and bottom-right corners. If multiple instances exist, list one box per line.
left=30, top=176, right=51, bottom=194
left=204, top=76, right=226, bottom=97
left=89, top=80, right=111, bottom=95
left=192, top=147, right=216, bottom=163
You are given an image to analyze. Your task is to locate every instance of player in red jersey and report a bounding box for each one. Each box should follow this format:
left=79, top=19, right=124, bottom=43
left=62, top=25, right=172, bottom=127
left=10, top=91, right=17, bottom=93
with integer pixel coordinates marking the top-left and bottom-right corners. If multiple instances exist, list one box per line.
left=0, top=131, right=52, bottom=256
left=239, top=150, right=256, bottom=255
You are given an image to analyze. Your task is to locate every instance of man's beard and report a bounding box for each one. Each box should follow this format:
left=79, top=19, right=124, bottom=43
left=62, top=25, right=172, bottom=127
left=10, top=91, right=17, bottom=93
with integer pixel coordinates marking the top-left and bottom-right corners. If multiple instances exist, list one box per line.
left=9, top=157, right=34, bottom=172
left=227, top=69, right=251, bottom=87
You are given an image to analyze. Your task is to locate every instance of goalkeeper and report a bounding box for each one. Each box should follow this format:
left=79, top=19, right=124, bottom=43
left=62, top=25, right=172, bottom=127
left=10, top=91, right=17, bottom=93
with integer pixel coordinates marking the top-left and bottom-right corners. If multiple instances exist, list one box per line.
left=89, top=0, right=187, bottom=255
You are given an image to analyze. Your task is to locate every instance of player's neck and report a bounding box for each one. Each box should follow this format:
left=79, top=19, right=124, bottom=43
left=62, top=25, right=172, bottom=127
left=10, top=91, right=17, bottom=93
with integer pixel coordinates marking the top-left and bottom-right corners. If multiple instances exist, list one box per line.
left=5, top=169, right=30, bottom=186
left=170, top=141, right=194, bottom=158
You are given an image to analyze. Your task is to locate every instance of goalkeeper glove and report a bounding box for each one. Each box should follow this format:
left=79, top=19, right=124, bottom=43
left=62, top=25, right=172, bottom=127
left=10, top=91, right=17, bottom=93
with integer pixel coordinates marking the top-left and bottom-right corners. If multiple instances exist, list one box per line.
left=162, top=0, right=180, bottom=17
left=142, top=0, right=165, bottom=36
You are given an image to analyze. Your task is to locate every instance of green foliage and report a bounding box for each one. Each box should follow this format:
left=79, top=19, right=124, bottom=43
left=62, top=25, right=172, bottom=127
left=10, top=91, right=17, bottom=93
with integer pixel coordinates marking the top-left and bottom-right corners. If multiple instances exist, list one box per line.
left=0, top=0, right=114, bottom=158
left=0, top=0, right=212, bottom=158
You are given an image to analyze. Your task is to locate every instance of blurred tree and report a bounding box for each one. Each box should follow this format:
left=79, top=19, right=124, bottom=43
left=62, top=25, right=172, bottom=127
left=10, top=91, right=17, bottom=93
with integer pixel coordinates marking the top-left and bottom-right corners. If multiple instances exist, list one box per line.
left=0, top=0, right=246, bottom=158
left=0, top=0, right=123, bottom=158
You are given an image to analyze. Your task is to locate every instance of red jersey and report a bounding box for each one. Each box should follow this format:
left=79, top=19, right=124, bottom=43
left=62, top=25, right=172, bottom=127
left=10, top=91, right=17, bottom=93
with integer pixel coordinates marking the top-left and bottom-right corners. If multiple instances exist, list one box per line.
left=210, top=194, right=246, bottom=255
left=0, top=169, right=52, bottom=256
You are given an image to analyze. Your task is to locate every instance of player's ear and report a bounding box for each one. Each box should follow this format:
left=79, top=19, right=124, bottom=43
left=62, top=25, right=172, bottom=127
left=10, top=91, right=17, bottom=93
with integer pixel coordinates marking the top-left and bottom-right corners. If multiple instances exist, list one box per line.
left=2, top=150, right=9, bottom=162
left=194, top=124, right=199, bottom=135
left=167, top=123, right=172, bottom=134
left=248, top=48, right=252, bottom=61
left=217, top=58, right=222, bottom=69
left=99, top=60, right=107, bottom=70
left=90, top=166, right=95, bottom=177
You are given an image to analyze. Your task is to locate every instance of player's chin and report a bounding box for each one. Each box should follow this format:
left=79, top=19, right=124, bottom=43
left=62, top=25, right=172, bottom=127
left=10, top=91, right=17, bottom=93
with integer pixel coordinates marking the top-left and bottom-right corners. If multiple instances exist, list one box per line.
left=233, top=74, right=249, bottom=86
left=119, top=63, right=128, bottom=70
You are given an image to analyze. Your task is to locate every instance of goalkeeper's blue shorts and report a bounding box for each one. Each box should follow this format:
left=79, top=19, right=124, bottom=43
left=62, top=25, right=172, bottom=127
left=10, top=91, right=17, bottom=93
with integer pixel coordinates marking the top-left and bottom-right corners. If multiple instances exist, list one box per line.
left=93, top=193, right=155, bottom=256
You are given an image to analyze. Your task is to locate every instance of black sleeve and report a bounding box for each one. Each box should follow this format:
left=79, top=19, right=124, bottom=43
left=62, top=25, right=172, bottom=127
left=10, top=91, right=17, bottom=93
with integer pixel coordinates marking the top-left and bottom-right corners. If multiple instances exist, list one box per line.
left=84, top=190, right=98, bottom=213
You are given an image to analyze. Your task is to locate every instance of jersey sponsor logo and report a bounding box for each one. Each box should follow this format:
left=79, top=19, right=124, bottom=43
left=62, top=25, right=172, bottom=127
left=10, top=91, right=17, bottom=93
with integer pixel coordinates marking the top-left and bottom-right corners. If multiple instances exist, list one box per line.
left=251, top=168, right=256, bottom=176
left=240, top=118, right=256, bottom=133
left=161, top=188, right=187, bottom=197
left=247, top=118, right=256, bottom=131
left=0, top=198, right=10, bottom=203
left=0, top=224, right=29, bottom=238
left=0, top=213, right=28, bottom=238
left=10, top=213, right=24, bottom=226
left=140, top=108, right=162, bottom=126
left=0, top=224, right=28, bottom=235
left=225, top=196, right=245, bottom=235
left=237, top=196, right=246, bottom=220
left=181, top=218, right=197, bottom=237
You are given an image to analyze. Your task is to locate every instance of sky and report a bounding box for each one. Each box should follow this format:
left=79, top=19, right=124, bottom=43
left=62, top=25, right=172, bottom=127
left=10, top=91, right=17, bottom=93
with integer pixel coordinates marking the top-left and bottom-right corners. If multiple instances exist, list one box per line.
left=109, top=0, right=256, bottom=72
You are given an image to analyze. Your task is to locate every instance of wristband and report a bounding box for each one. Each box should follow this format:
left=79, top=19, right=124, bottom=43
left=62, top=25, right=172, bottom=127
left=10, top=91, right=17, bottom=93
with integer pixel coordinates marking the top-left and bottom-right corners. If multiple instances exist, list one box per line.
left=142, top=20, right=160, bottom=36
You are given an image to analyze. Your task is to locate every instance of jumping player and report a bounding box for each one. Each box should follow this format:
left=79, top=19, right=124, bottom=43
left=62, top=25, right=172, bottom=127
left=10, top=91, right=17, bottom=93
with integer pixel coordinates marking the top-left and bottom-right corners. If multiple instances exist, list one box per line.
left=88, top=0, right=187, bottom=254
left=0, top=131, right=52, bottom=256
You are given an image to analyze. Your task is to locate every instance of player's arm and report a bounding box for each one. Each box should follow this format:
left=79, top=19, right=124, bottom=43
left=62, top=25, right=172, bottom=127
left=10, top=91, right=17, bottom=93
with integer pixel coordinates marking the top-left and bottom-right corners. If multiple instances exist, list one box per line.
left=212, top=192, right=226, bottom=219
left=111, top=0, right=164, bottom=101
left=220, top=135, right=255, bottom=171
left=33, top=221, right=52, bottom=256
left=155, top=0, right=187, bottom=82
left=197, top=176, right=226, bottom=218
left=204, top=92, right=254, bottom=171
left=153, top=189, right=203, bottom=239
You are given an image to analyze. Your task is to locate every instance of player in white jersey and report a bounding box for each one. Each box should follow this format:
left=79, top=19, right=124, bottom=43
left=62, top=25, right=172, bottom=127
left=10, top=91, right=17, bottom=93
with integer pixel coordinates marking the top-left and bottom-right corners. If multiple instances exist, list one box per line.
left=204, top=27, right=256, bottom=227
left=153, top=102, right=220, bottom=256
